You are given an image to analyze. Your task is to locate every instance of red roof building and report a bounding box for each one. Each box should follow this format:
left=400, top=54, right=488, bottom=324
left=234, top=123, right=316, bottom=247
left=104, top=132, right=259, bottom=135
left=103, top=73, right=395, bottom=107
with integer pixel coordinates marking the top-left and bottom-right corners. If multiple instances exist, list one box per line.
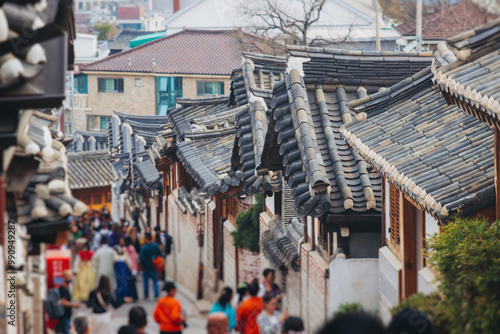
left=82, top=29, right=274, bottom=75
left=396, top=0, right=498, bottom=44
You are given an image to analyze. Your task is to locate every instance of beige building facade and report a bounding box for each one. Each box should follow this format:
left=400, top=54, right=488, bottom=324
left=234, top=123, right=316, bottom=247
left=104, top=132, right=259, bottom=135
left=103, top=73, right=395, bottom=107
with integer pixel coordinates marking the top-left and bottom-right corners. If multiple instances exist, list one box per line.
left=75, top=72, right=231, bottom=132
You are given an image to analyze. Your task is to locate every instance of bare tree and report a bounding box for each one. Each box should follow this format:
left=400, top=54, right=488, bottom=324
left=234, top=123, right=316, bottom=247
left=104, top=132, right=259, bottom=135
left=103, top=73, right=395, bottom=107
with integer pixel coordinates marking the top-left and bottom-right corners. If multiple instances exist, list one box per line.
left=240, top=0, right=327, bottom=47
left=378, top=0, right=450, bottom=23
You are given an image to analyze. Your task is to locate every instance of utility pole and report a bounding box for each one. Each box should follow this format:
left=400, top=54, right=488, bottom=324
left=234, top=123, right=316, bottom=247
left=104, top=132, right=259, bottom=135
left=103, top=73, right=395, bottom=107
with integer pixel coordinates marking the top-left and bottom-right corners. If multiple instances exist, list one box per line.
left=416, top=0, right=422, bottom=51
left=375, top=0, right=381, bottom=51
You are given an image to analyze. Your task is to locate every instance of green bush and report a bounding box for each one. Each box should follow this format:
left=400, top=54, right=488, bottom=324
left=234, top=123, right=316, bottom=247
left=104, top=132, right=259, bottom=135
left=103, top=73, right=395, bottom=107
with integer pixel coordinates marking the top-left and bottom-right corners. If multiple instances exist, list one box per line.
left=231, top=194, right=262, bottom=253
left=334, top=302, right=364, bottom=317
left=393, top=217, right=500, bottom=334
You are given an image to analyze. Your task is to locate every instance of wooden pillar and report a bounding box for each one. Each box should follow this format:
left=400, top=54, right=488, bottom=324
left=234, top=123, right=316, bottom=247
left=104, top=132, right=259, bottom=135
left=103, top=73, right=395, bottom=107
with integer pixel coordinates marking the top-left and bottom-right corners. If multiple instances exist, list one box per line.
left=402, top=197, right=417, bottom=298
left=495, top=128, right=500, bottom=220
left=33, top=277, right=42, bottom=333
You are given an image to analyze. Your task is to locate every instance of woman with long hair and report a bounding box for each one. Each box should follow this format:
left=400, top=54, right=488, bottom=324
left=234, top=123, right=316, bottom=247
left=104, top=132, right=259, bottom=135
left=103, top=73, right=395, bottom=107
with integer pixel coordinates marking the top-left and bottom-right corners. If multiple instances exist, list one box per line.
left=123, top=236, right=139, bottom=275
left=210, top=286, right=236, bottom=332
left=72, top=242, right=95, bottom=302
left=86, top=275, right=133, bottom=333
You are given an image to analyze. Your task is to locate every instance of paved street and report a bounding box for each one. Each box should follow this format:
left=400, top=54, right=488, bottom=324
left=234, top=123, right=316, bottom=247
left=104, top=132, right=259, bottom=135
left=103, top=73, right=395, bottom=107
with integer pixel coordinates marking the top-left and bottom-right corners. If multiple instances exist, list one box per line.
left=73, top=277, right=208, bottom=334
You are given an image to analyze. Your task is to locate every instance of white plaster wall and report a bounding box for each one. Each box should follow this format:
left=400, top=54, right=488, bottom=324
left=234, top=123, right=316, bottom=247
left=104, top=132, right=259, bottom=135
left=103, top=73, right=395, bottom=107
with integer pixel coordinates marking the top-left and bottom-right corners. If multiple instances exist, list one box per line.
left=425, top=213, right=439, bottom=238
left=265, top=193, right=275, bottom=216
left=74, top=34, right=97, bottom=58
left=378, top=246, right=402, bottom=324
left=330, top=258, right=379, bottom=313
left=165, top=0, right=373, bottom=36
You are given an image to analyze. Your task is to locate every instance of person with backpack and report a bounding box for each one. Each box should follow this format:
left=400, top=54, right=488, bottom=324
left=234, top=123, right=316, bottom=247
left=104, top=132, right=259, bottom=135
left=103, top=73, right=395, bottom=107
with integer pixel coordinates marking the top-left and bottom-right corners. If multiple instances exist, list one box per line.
left=86, top=275, right=133, bottom=333
left=55, top=270, right=81, bottom=334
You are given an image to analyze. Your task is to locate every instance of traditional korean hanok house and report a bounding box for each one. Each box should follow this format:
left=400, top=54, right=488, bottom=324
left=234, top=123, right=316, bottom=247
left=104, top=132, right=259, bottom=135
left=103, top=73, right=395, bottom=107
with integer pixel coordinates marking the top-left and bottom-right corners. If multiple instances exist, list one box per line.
left=256, top=47, right=433, bottom=332
left=0, top=0, right=79, bottom=331
left=432, top=18, right=500, bottom=219
left=3, top=111, right=87, bottom=332
left=67, top=130, right=108, bottom=152
left=148, top=96, right=262, bottom=300
left=107, top=111, right=167, bottom=228
left=341, top=64, right=495, bottom=321
left=67, top=151, right=116, bottom=212
left=230, top=53, right=308, bottom=315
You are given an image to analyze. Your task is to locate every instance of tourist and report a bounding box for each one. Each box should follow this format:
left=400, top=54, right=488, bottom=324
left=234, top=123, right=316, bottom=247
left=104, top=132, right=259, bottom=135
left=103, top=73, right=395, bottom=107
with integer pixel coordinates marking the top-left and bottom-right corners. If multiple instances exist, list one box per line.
left=86, top=275, right=133, bottom=333
left=387, top=308, right=435, bottom=334
left=129, top=306, right=148, bottom=333
left=117, top=325, right=138, bottom=334
left=73, top=315, right=90, bottom=334
left=123, top=236, right=139, bottom=275
left=92, top=221, right=111, bottom=251
left=139, top=232, right=161, bottom=299
left=207, top=312, right=229, bottom=334
left=140, top=226, right=156, bottom=245
left=256, top=296, right=288, bottom=334
left=92, top=236, right=116, bottom=290
left=55, top=270, right=81, bottom=334
left=154, top=281, right=185, bottom=334
left=72, top=242, right=95, bottom=302
left=114, top=244, right=136, bottom=300
left=210, top=287, right=236, bottom=332
left=129, top=226, right=141, bottom=254
left=317, top=312, right=385, bottom=334
left=232, top=283, right=249, bottom=309
left=237, top=279, right=264, bottom=334
left=108, top=223, right=123, bottom=247
left=283, top=317, right=304, bottom=334
left=258, top=269, right=281, bottom=299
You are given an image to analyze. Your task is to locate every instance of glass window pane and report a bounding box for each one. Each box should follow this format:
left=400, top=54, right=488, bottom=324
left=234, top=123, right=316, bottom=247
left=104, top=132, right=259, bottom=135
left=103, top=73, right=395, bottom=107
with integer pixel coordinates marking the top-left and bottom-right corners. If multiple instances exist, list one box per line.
left=87, top=116, right=100, bottom=131
left=100, top=116, right=107, bottom=129
left=159, top=78, right=167, bottom=91
left=218, top=82, right=224, bottom=95
left=159, top=105, right=168, bottom=116
left=205, top=82, right=214, bottom=95
left=197, top=81, right=204, bottom=95
left=105, top=79, right=114, bottom=91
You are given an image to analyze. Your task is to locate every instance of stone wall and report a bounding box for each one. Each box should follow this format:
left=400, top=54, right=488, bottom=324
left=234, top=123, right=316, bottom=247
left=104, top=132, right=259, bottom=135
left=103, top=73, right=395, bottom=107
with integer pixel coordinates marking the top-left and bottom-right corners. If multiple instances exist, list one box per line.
left=166, top=194, right=260, bottom=302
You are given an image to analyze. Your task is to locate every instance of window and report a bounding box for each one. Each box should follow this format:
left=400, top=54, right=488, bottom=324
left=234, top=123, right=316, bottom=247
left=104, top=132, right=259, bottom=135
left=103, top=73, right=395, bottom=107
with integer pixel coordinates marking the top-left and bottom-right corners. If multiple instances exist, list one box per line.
left=156, top=77, right=182, bottom=115
left=74, top=74, right=87, bottom=94
left=87, top=115, right=111, bottom=132
left=389, top=183, right=401, bottom=247
left=197, top=81, right=224, bottom=96
left=98, top=78, right=124, bottom=93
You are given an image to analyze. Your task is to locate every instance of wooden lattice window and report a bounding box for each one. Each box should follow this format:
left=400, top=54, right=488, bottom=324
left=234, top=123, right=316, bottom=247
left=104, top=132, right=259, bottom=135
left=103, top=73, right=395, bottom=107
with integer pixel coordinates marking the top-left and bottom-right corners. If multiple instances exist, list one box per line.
left=389, top=183, right=401, bottom=247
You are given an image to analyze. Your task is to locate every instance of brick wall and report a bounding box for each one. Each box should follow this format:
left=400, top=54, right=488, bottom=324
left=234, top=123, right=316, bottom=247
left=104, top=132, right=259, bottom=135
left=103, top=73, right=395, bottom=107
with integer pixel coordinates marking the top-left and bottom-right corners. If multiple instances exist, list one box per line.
left=238, top=249, right=261, bottom=283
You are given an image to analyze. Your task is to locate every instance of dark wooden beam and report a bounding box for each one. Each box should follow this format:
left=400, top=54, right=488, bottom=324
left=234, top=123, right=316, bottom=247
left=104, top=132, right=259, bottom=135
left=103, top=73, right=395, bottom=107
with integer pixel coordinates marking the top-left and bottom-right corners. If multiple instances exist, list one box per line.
left=402, top=197, right=417, bottom=298
left=496, top=127, right=500, bottom=220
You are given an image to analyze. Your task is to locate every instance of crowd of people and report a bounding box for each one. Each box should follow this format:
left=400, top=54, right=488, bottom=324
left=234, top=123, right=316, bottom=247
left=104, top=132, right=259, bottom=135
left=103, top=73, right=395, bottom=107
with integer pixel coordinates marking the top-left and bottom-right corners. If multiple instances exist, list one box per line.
left=54, top=206, right=172, bottom=334
left=55, top=207, right=434, bottom=334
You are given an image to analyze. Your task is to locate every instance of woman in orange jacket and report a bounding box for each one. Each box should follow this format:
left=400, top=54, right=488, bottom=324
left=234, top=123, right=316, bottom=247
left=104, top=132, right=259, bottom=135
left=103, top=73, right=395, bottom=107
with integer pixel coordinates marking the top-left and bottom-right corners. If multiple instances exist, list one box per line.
left=154, top=281, right=185, bottom=334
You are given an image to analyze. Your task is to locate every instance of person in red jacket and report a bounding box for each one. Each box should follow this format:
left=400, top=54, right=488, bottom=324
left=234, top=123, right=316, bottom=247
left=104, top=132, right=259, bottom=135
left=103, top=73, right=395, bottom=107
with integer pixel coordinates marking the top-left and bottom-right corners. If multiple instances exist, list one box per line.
left=237, top=279, right=264, bottom=334
left=154, top=281, right=185, bottom=334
